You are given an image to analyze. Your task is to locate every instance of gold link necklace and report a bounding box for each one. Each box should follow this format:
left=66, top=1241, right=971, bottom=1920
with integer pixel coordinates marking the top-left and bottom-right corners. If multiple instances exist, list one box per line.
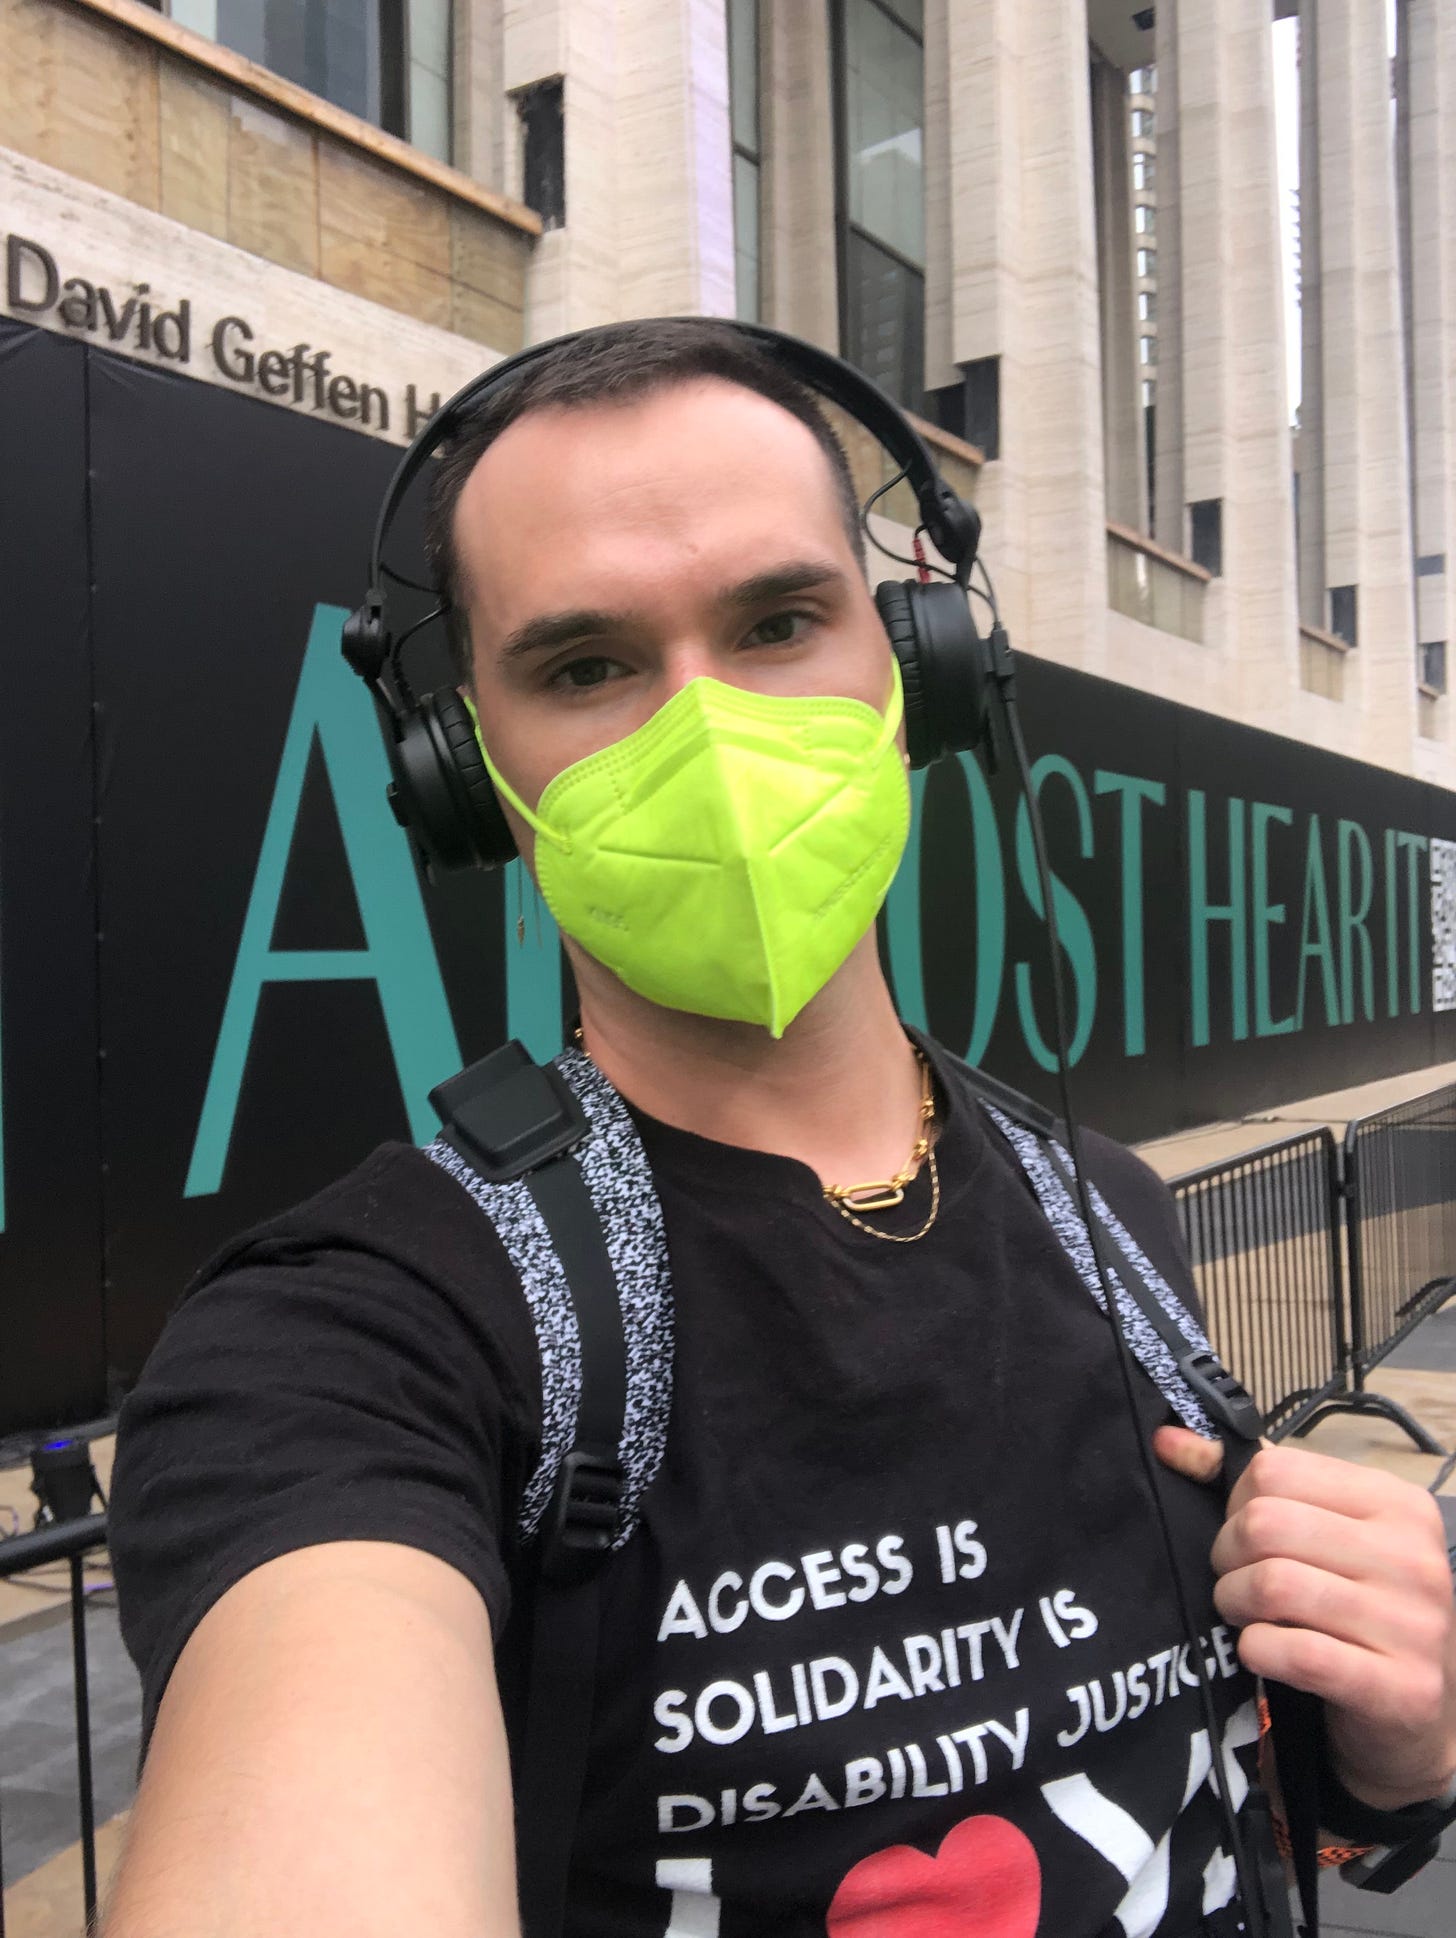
left=573, top=1027, right=942, bottom=1244
left=822, top=1052, right=941, bottom=1244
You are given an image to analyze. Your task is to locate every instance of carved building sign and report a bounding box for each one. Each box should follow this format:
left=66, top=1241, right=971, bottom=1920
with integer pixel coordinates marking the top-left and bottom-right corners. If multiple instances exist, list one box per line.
left=0, top=144, right=499, bottom=442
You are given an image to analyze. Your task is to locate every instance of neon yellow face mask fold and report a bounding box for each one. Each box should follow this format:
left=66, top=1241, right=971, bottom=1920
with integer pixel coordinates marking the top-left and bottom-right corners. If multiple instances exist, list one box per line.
left=478, top=664, right=910, bottom=1037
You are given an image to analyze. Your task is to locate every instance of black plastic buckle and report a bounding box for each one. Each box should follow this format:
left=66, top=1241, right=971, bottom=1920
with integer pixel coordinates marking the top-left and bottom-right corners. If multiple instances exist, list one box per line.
left=540, top=1448, right=625, bottom=1586
left=1179, top=1348, right=1264, bottom=1443
left=430, top=1042, right=588, bottom=1185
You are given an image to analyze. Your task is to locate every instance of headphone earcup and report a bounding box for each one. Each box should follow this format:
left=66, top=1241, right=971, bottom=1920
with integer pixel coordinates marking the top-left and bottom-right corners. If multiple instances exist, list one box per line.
left=388, top=691, right=519, bottom=873
left=874, top=578, right=993, bottom=770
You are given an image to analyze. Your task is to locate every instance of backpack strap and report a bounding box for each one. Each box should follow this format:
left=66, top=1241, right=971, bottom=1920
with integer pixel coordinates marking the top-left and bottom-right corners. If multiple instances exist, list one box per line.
left=425, top=1041, right=674, bottom=1938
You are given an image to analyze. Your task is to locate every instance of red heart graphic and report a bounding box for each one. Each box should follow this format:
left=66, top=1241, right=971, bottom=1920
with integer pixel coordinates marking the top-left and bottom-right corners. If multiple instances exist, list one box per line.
left=827, top=1814, right=1042, bottom=1937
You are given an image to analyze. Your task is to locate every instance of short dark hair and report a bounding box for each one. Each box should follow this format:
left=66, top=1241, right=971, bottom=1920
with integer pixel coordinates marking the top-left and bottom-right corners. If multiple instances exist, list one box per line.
left=423, top=317, right=864, bottom=682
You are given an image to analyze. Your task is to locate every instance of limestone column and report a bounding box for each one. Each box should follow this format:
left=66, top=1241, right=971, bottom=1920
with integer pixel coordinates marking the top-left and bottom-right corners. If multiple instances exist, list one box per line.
left=1401, top=0, right=1456, bottom=767
left=945, top=0, right=1107, bottom=674
left=1308, top=0, right=1417, bottom=770
left=455, top=0, right=506, bottom=194
left=1090, top=50, right=1145, bottom=532
left=616, top=0, right=735, bottom=319
left=761, top=0, right=837, bottom=350
left=1155, top=0, right=1299, bottom=733
left=507, top=0, right=734, bottom=337
left=1296, top=0, right=1326, bottom=629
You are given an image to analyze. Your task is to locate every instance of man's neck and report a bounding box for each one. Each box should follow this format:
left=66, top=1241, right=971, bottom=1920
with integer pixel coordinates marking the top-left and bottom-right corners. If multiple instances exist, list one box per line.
left=570, top=936, right=927, bottom=1190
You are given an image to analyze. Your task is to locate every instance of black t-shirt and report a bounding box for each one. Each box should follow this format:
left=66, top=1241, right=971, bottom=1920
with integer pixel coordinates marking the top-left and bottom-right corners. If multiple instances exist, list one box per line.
left=111, top=1040, right=1258, bottom=1937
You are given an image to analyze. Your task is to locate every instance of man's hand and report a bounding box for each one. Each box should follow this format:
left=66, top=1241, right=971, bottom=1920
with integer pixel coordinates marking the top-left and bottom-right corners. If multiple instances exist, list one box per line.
left=1154, top=1427, right=1456, bottom=1811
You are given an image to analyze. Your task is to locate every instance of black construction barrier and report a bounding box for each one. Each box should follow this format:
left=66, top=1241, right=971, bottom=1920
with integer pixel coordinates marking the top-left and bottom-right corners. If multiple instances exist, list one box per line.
left=0, top=1512, right=109, bottom=1935
left=1171, top=1129, right=1348, bottom=1438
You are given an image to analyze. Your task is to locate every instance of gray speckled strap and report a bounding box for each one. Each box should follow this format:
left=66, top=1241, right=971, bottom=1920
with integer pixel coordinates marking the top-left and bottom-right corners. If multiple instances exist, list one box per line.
left=985, top=1104, right=1217, bottom=1437
left=425, top=1046, right=673, bottom=1550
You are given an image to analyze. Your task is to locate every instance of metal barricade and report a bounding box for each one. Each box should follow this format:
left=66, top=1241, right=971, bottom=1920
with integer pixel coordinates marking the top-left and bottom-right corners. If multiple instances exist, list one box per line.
left=0, top=1512, right=109, bottom=1937
left=1336, top=1079, right=1456, bottom=1452
left=1171, top=1128, right=1348, bottom=1437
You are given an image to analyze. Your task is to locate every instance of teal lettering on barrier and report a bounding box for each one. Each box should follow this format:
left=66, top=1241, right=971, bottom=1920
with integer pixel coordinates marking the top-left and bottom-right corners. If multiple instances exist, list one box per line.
left=1093, top=771, right=1166, bottom=1057
left=504, top=859, right=563, bottom=1060
left=1015, top=756, right=1097, bottom=1071
left=1386, top=828, right=1399, bottom=1019
left=1188, top=792, right=1248, bottom=1048
left=1395, top=831, right=1429, bottom=1015
left=185, top=604, right=461, bottom=1197
left=1336, top=819, right=1375, bottom=1024
left=1296, top=816, right=1340, bottom=1030
left=1251, top=802, right=1296, bottom=1037
left=885, top=755, right=1005, bottom=1062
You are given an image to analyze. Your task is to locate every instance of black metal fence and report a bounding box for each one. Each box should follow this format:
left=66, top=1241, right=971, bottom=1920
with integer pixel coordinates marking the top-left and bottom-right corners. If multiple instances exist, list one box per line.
left=0, top=1511, right=109, bottom=1937
left=1172, top=1128, right=1348, bottom=1437
left=1171, top=1077, right=1456, bottom=1452
left=1346, top=1081, right=1456, bottom=1371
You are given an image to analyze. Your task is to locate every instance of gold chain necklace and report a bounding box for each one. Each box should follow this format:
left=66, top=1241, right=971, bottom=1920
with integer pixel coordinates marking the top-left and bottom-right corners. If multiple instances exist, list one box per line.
left=822, top=1053, right=941, bottom=1244
left=572, top=1026, right=942, bottom=1245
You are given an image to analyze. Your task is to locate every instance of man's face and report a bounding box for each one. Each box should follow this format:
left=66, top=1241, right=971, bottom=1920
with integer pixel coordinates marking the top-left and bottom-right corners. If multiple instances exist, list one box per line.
left=452, top=376, right=896, bottom=862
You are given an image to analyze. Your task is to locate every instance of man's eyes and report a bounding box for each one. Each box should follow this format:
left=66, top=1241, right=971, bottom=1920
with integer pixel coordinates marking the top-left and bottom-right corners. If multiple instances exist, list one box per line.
left=543, top=611, right=816, bottom=692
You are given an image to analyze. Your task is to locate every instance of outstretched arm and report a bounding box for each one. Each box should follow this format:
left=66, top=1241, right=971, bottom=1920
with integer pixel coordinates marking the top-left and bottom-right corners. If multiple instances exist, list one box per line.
left=101, top=1540, right=521, bottom=1938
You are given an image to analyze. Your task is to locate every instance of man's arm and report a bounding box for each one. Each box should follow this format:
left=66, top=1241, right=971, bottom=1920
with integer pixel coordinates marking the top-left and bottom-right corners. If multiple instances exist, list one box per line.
left=101, top=1541, right=521, bottom=1938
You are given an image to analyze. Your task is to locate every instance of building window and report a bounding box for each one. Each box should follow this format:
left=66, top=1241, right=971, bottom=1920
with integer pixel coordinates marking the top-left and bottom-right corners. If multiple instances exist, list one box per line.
left=1133, top=153, right=1155, bottom=192
left=1330, top=584, right=1359, bottom=648
left=727, top=0, right=762, bottom=322
left=1142, top=379, right=1156, bottom=408
left=1135, top=203, right=1155, bottom=235
left=162, top=0, right=452, bottom=160
left=518, top=79, right=565, bottom=229
left=1132, top=107, right=1153, bottom=138
left=1137, top=247, right=1156, bottom=278
left=1139, top=335, right=1156, bottom=366
left=1422, top=641, right=1448, bottom=693
left=1130, top=65, right=1155, bottom=95
left=1138, top=290, right=1156, bottom=322
left=834, top=0, right=925, bottom=408
left=1190, top=499, right=1223, bottom=577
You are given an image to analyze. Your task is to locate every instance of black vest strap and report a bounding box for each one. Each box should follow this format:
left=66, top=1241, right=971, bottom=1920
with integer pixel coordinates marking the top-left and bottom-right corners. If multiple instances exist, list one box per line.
left=431, top=1044, right=628, bottom=1938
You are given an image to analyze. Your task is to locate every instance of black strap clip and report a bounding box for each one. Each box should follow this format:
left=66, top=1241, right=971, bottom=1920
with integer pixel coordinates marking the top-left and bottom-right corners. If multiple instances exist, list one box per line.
left=430, top=1041, right=588, bottom=1184
left=541, top=1448, right=625, bottom=1586
left=1178, top=1348, right=1264, bottom=1443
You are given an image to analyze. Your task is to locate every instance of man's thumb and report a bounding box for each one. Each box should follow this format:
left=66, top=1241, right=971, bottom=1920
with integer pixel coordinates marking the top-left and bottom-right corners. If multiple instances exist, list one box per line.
left=1152, top=1423, right=1225, bottom=1485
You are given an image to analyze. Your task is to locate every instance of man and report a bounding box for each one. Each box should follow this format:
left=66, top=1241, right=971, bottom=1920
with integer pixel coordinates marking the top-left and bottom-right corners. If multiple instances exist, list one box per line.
left=106, top=321, right=1456, bottom=1937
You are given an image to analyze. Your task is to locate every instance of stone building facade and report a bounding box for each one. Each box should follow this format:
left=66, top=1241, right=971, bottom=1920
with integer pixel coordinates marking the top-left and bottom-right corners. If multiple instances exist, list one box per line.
left=1, top=0, right=1450, bottom=785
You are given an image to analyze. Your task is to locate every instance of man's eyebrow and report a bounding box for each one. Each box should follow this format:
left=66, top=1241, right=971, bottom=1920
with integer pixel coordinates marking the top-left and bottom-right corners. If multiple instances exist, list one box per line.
left=498, top=608, right=628, bottom=663
left=715, top=562, right=849, bottom=611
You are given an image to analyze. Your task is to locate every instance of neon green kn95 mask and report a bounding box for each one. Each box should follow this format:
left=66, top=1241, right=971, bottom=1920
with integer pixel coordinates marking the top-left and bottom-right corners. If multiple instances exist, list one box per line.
left=479, top=664, right=910, bottom=1037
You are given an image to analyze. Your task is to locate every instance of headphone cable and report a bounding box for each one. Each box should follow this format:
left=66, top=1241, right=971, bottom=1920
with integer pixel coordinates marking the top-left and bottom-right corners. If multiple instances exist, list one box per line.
left=990, top=624, right=1268, bottom=1938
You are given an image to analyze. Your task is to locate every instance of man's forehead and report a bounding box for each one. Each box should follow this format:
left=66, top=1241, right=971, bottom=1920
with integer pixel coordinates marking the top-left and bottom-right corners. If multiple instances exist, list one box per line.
left=452, top=379, right=845, bottom=555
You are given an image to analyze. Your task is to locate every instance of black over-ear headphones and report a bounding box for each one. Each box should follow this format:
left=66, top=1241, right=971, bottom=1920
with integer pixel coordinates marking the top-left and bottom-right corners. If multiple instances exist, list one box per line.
left=342, top=320, right=992, bottom=875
